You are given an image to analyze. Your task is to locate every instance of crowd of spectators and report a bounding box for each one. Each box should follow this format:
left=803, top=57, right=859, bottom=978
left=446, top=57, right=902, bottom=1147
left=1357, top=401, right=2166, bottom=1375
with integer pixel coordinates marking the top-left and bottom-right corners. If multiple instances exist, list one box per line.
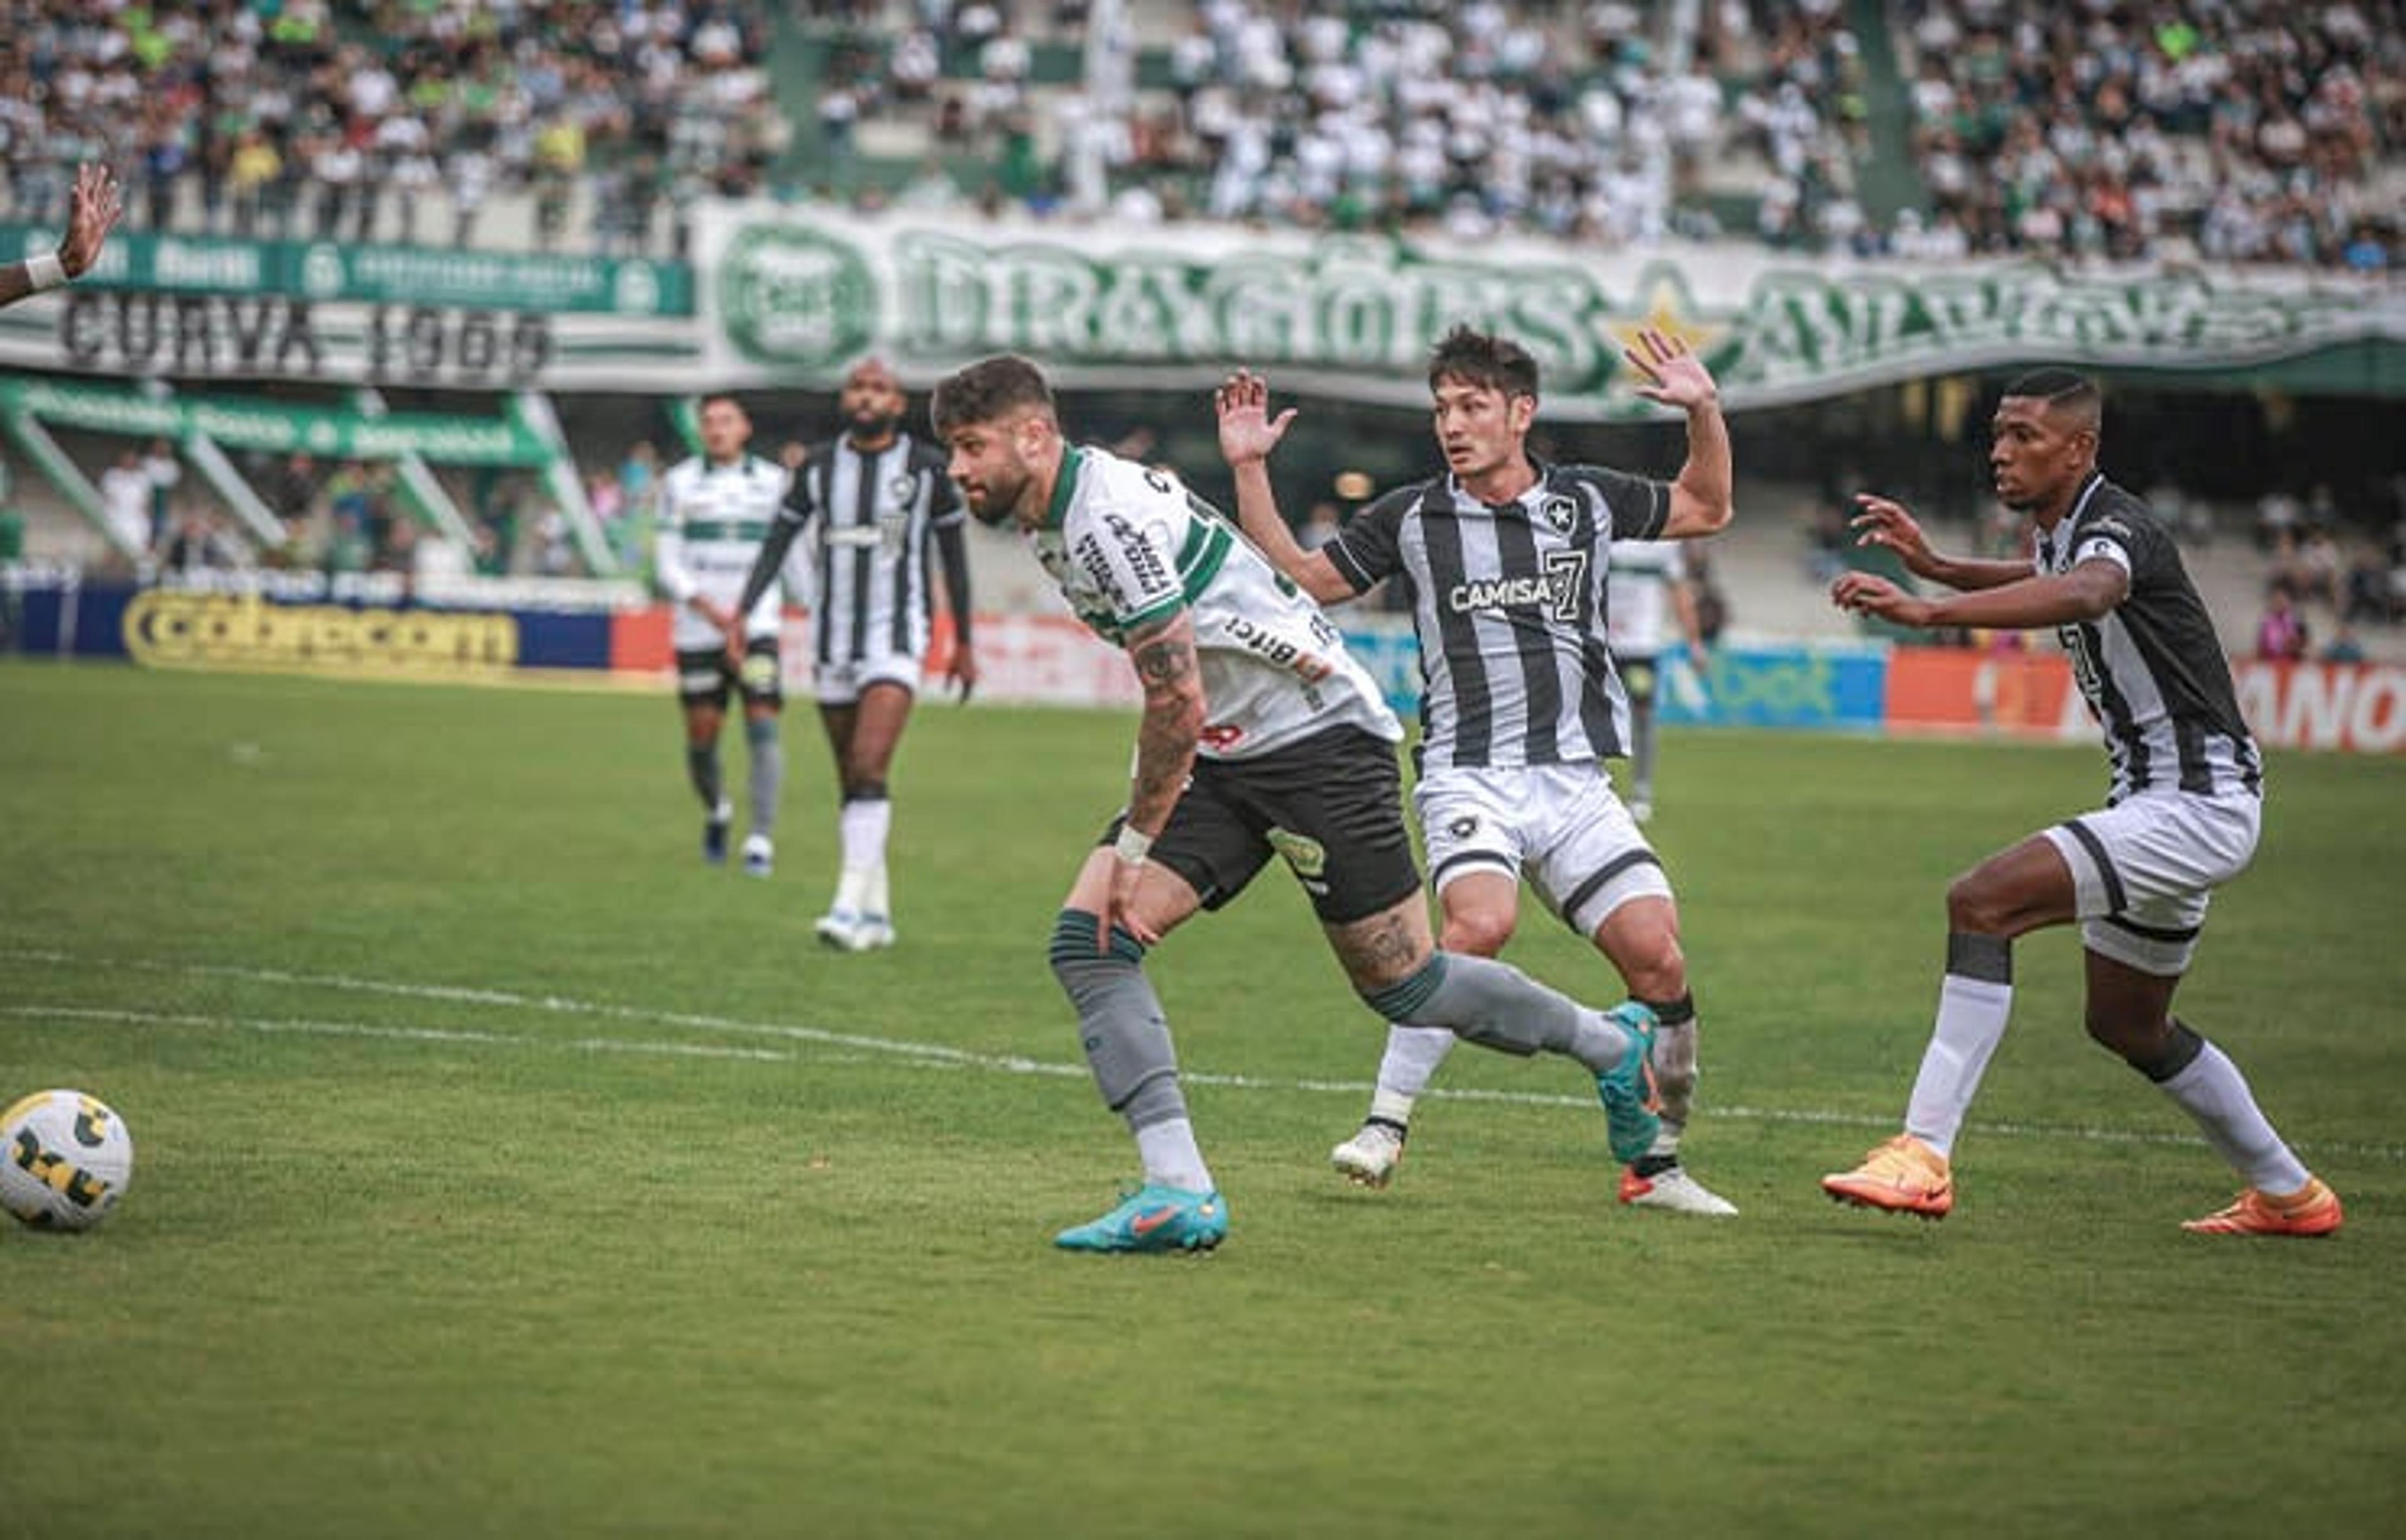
left=1890, top=0, right=2400, bottom=269
left=815, top=0, right=1868, bottom=247
left=58, top=439, right=584, bottom=584
left=0, top=0, right=786, bottom=256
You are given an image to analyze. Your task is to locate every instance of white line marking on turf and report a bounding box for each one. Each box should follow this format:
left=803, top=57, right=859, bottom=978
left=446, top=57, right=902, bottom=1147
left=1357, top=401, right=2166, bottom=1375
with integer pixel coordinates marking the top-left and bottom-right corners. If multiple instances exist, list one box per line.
left=4, top=949, right=2398, bottom=1163
left=3, top=1005, right=800, bottom=1064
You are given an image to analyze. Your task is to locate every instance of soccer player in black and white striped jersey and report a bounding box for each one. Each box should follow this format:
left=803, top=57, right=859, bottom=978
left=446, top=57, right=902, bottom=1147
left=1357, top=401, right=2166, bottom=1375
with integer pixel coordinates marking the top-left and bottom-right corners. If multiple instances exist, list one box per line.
left=734, top=358, right=978, bottom=950
left=1218, top=326, right=1741, bottom=1217
left=1823, top=369, right=2340, bottom=1236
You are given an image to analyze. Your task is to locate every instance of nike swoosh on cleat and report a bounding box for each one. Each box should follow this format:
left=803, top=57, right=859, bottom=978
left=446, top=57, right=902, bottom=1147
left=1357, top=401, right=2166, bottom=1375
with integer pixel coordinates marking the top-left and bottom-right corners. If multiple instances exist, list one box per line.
left=1128, top=1207, right=1180, bottom=1237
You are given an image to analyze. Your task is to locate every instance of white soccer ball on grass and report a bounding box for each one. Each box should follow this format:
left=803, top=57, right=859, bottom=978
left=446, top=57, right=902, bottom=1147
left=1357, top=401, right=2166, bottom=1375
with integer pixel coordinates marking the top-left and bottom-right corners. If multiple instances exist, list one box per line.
left=1, top=1089, right=135, bottom=1231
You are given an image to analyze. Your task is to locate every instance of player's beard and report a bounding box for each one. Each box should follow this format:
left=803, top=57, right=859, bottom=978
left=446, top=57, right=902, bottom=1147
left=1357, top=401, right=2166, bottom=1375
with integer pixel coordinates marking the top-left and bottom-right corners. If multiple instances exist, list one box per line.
left=969, top=459, right=1031, bottom=526
left=849, top=408, right=900, bottom=442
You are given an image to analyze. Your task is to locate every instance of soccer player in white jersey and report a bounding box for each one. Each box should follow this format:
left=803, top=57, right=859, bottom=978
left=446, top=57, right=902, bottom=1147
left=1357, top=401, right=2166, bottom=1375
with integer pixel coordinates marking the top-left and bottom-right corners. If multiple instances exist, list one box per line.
left=1823, top=368, right=2340, bottom=1236
left=1217, top=326, right=1739, bottom=1216
left=731, top=358, right=979, bottom=951
left=654, top=394, right=793, bottom=875
left=1606, top=536, right=1709, bottom=823
left=932, top=353, right=1675, bottom=1254
left=0, top=164, right=118, bottom=310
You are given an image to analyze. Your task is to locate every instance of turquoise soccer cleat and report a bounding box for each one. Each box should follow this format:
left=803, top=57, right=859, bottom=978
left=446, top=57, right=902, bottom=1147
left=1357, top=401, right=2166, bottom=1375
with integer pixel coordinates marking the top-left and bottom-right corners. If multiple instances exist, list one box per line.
left=1053, top=1183, right=1229, bottom=1254
left=1594, top=1002, right=1663, bottom=1165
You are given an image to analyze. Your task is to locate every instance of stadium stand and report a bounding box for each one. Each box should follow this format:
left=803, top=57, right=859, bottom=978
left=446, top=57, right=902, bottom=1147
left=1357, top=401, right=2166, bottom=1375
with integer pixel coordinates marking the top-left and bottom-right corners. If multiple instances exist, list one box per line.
left=1885, top=0, right=2402, bottom=266
left=0, top=0, right=787, bottom=256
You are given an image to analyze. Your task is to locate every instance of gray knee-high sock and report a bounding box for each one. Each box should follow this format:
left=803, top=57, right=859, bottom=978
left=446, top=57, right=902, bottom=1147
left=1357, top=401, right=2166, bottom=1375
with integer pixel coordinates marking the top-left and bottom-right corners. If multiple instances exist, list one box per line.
left=1362, top=951, right=1635, bottom=1076
left=1048, top=910, right=1189, bottom=1131
left=744, top=715, right=783, bottom=836
left=686, top=742, right=724, bottom=815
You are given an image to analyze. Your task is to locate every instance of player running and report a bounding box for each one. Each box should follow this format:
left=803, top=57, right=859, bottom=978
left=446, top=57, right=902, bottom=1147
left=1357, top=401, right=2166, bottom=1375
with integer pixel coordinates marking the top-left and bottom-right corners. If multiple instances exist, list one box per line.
left=1821, top=368, right=2340, bottom=1237
left=1216, top=326, right=1739, bottom=1216
left=932, top=353, right=1669, bottom=1254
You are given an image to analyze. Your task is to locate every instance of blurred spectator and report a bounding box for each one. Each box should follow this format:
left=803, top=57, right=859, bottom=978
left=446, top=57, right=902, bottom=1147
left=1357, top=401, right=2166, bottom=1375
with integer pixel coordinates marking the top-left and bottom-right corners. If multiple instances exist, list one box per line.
left=2255, top=586, right=2308, bottom=660
left=2319, top=623, right=2367, bottom=664
left=163, top=504, right=249, bottom=573
left=1297, top=501, right=1343, bottom=551
left=142, top=438, right=181, bottom=549
left=2343, top=540, right=2398, bottom=625
left=98, top=448, right=153, bottom=558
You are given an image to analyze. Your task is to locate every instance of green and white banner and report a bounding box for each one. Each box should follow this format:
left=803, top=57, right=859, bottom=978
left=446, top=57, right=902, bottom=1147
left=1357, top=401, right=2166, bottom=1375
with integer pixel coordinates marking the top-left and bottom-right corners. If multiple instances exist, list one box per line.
left=0, top=377, right=553, bottom=466
left=697, top=206, right=2406, bottom=414
left=2, top=210, right=2397, bottom=403
left=0, top=224, right=701, bottom=388
left=0, top=226, right=692, bottom=314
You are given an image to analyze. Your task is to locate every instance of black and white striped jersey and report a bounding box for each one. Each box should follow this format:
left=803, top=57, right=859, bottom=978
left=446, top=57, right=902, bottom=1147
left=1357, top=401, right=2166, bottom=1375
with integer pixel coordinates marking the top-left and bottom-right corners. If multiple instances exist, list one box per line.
left=1322, top=462, right=1670, bottom=769
left=2038, top=472, right=2263, bottom=803
left=778, top=432, right=964, bottom=667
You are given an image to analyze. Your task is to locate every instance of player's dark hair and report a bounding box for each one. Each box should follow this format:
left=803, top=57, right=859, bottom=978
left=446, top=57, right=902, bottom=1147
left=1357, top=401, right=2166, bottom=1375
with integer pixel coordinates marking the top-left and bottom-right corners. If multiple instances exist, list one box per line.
left=1429, top=325, right=1540, bottom=400
left=930, top=355, right=1056, bottom=436
left=698, top=391, right=746, bottom=415
left=2001, top=368, right=2101, bottom=434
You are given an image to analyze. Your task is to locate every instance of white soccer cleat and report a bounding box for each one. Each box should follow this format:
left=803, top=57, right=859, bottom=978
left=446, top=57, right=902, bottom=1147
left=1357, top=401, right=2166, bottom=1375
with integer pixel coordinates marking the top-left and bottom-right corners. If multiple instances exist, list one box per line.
left=1330, top=1121, right=1407, bottom=1189
left=741, top=833, right=774, bottom=877
left=1618, top=1164, right=1738, bottom=1216
left=815, top=908, right=868, bottom=950
left=855, top=913, right=896, bottom=950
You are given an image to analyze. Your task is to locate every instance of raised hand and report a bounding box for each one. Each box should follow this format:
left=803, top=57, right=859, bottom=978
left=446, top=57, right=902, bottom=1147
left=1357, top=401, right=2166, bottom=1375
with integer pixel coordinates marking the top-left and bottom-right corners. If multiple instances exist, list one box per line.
left=61, top=164, right=122, bottom=279
left=1622, top=327, right=1719, bottom=411
left=1214, top=368, right=1298, bottom=467
left=1848, top=494, right=1938, bottom=576
left=1831, top=570, right=1933, bottom=628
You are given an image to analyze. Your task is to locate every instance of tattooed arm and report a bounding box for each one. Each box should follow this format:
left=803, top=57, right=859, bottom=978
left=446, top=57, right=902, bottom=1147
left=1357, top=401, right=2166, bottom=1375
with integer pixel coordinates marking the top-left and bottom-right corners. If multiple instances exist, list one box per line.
left=1123, top=608, right=1205, bottom=840
left=1099, top=607, right=1205, bottom=948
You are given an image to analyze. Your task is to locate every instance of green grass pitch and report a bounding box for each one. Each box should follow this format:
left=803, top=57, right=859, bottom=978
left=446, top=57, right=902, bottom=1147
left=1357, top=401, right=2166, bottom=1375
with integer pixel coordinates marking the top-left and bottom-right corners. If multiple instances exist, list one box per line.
left=3, top=660, right=2400, bottom=1539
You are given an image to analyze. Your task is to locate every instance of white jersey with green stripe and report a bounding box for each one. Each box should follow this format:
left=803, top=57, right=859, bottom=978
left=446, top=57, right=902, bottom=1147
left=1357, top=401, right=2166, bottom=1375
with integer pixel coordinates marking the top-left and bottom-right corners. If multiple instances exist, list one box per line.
left=1031, top=445, right=1400, bottom=760
left=655, top=452, right=792, bottom=652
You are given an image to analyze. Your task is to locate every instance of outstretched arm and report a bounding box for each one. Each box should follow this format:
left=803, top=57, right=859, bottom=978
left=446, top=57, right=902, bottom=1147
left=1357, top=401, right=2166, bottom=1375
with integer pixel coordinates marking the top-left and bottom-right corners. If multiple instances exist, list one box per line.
left=1851, top=494, right=2034, bottom=591
left=1833, top=558, right=2127, bottom=632
left=1215, top=370, right=1355, bottom=605
left=1623, top=328, right=1732, bottom=539
left=0, top=164, right=122, bottom=308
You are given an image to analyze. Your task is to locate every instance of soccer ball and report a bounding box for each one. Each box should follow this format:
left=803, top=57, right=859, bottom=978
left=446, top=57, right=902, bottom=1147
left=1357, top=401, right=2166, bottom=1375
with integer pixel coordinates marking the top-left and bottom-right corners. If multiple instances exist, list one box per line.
left=1, top=1090, right=135, bottom=1231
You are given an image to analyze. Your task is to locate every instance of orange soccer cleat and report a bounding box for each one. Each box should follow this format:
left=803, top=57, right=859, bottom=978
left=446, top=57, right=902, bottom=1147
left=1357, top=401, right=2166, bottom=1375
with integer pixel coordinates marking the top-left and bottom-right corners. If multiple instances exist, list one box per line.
left=1821, top=1133, right=1954, bottom=1219
left=2182, top=1176, right=2344, bottom=1237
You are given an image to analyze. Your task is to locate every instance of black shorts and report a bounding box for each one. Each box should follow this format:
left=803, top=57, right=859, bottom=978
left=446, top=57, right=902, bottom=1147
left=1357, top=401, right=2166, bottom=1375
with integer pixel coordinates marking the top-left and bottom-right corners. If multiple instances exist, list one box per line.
left=1615, top=651, right=1659, bottom=709
left=675, top=638, right=782, bottom=709
left=1103, top=724, right=1421, bottom=925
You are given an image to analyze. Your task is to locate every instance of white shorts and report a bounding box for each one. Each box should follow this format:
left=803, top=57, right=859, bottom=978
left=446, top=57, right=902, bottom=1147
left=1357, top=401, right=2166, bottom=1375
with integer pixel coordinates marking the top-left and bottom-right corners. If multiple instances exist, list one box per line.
left=1414, top=762, right=1674, bottom=938
left=813, top=648, right=923, bottom=706
left=2041, top=790, right=2260, bottom=977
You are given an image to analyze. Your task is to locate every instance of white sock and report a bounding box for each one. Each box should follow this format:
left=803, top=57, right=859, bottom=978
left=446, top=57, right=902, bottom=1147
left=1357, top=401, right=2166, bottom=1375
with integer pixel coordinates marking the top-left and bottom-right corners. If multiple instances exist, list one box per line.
left=1373, top=1026, right=1457, bottom=1123
left=2158, top=1041, right=2311, bottom=1195
left=1903, top=975, right=2014, bottom=1158
left=831, top=866, right=869, bottom=916
left=839, top=798, right=891, bottom=874
left=865, top=860, right=890, bottom=919
left=1135, top=1117, right=1214, bottom=1194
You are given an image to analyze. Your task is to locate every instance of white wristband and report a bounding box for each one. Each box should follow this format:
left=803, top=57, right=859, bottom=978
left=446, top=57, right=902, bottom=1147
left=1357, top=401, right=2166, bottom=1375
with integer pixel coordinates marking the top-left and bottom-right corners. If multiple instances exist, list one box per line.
left=1113, top=825, right=1153, bottom=865
left=24, top=252, right=67, bottom=293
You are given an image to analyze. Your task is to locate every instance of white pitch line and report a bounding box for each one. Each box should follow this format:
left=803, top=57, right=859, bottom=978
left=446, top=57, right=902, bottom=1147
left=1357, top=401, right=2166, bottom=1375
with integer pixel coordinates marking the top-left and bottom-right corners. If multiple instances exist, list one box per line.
left=4, top=948, right=2400, bottom=1163
left=3, top=1005, right=798, bottom=1064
